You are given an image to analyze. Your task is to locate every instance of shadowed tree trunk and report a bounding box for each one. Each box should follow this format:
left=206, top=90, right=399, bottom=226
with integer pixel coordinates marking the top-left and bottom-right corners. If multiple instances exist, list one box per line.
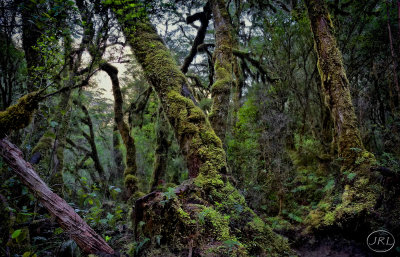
left=108, top=2, right=293, bottom=256
left=306, top=0, right=363, bottom=161
left=386, top=0, right=400, bottom=105
left=304, top=0, right=382, bottom=229
left=101, top=62, right=139, bottom=199
left=49, top=90, right=72, bottom=194
left=0, top=138, right=114, bottom=255
left=151, top=104, right=170, bottom=191
left=21, top=0, right=44, bottom=92
left=112, top=124, right=125, bottom=184
left=74, top=101, right=106, bottom=185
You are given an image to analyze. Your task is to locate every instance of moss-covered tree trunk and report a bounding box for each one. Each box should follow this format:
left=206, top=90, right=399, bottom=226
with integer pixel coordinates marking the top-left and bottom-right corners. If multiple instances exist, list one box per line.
left=209, top=0, right=238, bottom=143
left=109, top=2, right=293, bottom=256
left=305, top=0, right=381, bottom=229
left=101, top=62, right=139, bottom=199
left=0, top=92, right=40, bottom=137
left=305, top=0, right=363, bottom=161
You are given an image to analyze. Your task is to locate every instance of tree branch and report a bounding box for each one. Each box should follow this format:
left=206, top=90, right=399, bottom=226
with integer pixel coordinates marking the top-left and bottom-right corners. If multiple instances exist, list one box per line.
left=181, top=2, right=212, bottom=74
left=0, top=138, right=114, bottom=255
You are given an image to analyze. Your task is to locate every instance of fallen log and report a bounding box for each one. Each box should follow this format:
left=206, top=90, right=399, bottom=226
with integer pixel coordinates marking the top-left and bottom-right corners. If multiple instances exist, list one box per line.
left=0, top=138, right=115, bottom=255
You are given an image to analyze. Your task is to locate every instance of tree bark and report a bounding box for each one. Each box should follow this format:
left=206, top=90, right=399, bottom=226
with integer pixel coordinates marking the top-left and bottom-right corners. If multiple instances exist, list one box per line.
left=112, top=124, right=125, bottom=184
left=75, top=101, right=106, bottom=183
left=0, top=138, right=114, bottom=255
left=114, top=16, right=226, bottom=179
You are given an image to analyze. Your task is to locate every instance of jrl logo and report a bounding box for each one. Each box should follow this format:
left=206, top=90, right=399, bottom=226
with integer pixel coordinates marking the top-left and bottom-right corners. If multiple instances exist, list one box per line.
left=367, top=230, right=395, bottom=253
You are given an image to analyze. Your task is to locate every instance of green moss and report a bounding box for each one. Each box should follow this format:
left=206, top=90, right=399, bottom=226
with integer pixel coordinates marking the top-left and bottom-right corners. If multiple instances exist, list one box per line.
left=176, top=206, right=196, bottom=225
left=125, top=174, right=138, bottom=187
left=31, top=131, right=55, bottom=154
left=0, top=92, right=39, bottom=135
left=123, top=166, right=135, bottom=177
left=195, top=173, right=224, bottom=188
left=199, top=206, right=234, bottom=241
left=209, top=64, right=232, bottom=141
left=132, top=191, right=146, bottom=199
left=211, top=67, right=232, bottom=94
left=248, top=216, right=265, bottom=232
left=323, top=211, right=335, bottom=225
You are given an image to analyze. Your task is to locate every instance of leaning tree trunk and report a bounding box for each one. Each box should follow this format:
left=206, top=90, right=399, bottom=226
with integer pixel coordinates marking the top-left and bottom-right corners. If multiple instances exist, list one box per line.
left=306, top=0, right=363, bottom=161
left=304, top=0, right=381, bottom=229
left=108, top=2, right=293, bottom=256
left=0, top=138, right=114, bottom=255
left=101, top=62, right=139, bottom=199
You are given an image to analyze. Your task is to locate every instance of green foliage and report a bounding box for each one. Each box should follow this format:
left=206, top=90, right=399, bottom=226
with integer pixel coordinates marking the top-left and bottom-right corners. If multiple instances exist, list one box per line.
left=377, top=152, right=400, bottom=173
left=11, top=229, right=21, bottom=239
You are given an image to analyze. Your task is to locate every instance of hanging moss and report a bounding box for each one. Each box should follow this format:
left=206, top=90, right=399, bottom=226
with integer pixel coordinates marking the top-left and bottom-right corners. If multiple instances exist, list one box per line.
left=0, top=92, right=40, bottom=136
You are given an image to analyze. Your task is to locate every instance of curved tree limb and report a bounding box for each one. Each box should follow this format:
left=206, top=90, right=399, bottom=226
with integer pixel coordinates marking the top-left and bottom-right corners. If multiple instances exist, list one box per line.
left=100, top=61, right=139, bottom=198
left=181, top=2, right=212, bottom=74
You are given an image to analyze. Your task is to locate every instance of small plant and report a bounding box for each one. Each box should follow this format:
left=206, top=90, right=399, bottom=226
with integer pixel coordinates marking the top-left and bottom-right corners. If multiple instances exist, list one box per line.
left=223, top=239, right=241, bottom=254
left=160, top=187, right=177, bottom=206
